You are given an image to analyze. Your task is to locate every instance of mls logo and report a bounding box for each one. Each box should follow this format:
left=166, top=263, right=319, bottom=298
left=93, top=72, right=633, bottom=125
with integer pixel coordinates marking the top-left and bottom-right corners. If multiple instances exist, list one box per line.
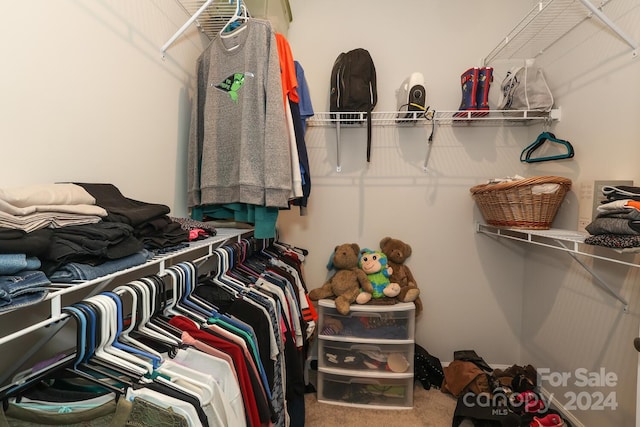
left=491, top=408, right=509, bottom=416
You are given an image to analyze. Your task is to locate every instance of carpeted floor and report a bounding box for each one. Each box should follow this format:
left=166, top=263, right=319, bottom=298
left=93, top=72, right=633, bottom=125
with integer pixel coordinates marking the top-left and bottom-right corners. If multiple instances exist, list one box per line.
left=304, top=384, right=457, bottom=426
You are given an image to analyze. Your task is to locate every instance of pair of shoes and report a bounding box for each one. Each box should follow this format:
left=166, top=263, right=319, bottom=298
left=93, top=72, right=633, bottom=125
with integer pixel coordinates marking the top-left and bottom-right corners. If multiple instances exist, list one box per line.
left=530, top=413, right=566, bottom=427
left=454, top=67, right=493, bottom=117
left=494, top=364, right=537, bottom=392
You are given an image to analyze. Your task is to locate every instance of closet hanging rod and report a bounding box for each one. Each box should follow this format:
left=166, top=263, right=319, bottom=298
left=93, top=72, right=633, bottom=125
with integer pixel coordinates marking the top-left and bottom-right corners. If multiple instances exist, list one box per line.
left=162, top=0, right=216, bottom=54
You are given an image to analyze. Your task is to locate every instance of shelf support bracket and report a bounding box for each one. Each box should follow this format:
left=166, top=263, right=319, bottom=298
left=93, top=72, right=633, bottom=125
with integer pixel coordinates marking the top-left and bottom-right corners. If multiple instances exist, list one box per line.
left=161, top=0, right=217, bottom=55
left=335, top=120, right=341, bottom=172
left=555, top=240, right=629, bottom=313
left=578, top=0, right=638, bottom=56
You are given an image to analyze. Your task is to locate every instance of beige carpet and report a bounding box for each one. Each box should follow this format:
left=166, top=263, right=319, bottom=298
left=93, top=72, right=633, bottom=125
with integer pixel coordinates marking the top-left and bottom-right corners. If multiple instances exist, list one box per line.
left=304, top=384, right=457, bottom=426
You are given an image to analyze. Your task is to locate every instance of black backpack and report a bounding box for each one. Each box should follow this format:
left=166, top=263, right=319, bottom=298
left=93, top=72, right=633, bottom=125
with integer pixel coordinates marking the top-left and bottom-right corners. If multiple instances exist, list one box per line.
left=329, top=48, right=378, bottom=162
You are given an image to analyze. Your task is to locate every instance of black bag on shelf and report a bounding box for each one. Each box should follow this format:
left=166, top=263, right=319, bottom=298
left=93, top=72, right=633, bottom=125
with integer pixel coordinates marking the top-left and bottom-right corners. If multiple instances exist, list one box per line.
left=329, top=48, right=377, bottom=162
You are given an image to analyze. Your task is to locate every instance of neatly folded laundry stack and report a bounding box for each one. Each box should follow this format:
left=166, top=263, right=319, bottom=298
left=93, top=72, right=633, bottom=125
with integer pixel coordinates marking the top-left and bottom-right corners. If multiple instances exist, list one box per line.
left=0, top=182, right=202, bottom=312
left=584, top=184, right=640, bottom=251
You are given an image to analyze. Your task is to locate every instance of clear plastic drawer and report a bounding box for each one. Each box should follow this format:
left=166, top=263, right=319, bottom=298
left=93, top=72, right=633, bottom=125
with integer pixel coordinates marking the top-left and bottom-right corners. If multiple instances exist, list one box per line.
left=318, top=300, right=415, bottom=341
left=318, top=340, right=414, bottom=374
left=317, top=371, right=413, bottom=409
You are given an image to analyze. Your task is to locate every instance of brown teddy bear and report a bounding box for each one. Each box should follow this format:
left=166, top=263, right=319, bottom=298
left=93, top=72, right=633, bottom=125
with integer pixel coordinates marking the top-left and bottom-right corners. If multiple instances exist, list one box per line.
left=308, top=243, right=374, bottom=315
left=379, top=237, right=423, bottom=315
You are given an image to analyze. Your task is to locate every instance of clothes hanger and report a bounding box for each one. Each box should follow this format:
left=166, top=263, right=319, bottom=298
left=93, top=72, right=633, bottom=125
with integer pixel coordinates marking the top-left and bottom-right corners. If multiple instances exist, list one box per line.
left=61, top=305, right=130, bottom=396
left=230, top=241, right=263, bottom=279
left=139, top=276, right=186, bottom=340
left=61, top=303, right=136, bottom=393
left=109, top=284, right=212, bottom=408
left=128, top=280, right=182, bottom=347
left=0, top=306, right=127, bottom=403
left=111, top=285, right=167, bottom=364
left=102, top=291, right=163, bottom=369
left=224, top=244, right=257, bottom=284
left=272, top=237, right=308, bottom=259
left=165, top=267, right=208, bottom=323
left=520, top=131, right=575, bottom=163
left=72, top=299, right=146, bottom=385
left=220, top=0, right=248, bottom=41
left=84, top=295, right=153, bottom=376
left=198, top=248, right=243, bottom=303
left=214, top=246, right=238, bottom=286
left=154, top=359, right=215, bottom=406
left=175, top=262, right=221, bottom=315
left=96, top=293, right=156, bottom=366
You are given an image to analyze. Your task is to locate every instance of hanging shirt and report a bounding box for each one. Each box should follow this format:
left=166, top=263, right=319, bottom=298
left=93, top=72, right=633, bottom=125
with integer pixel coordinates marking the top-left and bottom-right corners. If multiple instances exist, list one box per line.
left=187, top=19, right=291, bottom=210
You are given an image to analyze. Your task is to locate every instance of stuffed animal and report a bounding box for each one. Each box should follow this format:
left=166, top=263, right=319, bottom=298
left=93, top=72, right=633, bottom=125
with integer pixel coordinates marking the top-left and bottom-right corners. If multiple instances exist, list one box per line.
left=308, top=243, right=374, bottom=315
left=379, top=237, right=423, bottom=315
left=358, top=248, right=401, bottom=299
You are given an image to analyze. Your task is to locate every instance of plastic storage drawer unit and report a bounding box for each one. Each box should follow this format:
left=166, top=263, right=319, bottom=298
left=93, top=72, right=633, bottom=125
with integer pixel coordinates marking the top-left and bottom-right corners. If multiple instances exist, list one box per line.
left=315, top=299, right=416, bottom=409
left=318, top=300, right=415, bottom=341
left=318, top=340, right=414, bottom=374
left=317, top=372, right=414, bottom=409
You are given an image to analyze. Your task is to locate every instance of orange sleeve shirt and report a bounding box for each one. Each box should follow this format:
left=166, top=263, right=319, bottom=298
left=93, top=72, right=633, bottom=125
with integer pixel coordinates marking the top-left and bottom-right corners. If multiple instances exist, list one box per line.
left=275, top=33, right=299, bottom=105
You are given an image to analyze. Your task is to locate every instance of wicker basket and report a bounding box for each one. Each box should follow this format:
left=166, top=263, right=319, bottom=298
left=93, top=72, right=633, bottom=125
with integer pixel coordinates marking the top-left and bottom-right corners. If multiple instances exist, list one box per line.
left=470, top=176, right=572, bottom=230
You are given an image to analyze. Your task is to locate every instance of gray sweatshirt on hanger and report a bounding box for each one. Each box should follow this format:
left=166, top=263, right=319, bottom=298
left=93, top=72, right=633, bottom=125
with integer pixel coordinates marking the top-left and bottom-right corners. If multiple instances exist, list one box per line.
left=187, top=19, right=291, bottom=209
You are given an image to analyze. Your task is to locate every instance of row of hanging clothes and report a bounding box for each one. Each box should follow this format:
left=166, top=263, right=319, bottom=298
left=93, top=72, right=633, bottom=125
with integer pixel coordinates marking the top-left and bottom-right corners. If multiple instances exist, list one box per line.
left=0, top=236, right=314, bottom=427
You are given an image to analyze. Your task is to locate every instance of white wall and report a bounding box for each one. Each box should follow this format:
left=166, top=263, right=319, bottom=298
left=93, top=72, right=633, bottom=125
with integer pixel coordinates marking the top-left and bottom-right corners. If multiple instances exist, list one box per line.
left=0, top=0, right=209, bottom=385
left=0, top=0, right=207, bottom=215
left=278, top=0, right=535, bottom=366
left=278, top=0, right=640, bottom=425
left=517, top=1, right=640, bottom=425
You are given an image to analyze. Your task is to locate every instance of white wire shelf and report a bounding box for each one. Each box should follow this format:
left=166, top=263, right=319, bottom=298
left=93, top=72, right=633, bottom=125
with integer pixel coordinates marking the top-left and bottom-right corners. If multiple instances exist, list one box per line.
left=0, top=228, right=252, bottom=346
left=483, top=0, right=637, bottom=65
left=476, top=223, right=640, bottom=267
left=307, top=109, right=561, bottom=127
left=175, top=0, right=239, bottom=39
left=163, top=0, right=292, bottom=53
left=476, top=223, right=640, bottom=311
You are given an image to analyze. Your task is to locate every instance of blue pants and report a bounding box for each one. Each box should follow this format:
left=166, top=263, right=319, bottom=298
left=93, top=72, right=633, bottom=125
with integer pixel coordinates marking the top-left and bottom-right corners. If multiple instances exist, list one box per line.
left=0, top=270, right=49, bottom=313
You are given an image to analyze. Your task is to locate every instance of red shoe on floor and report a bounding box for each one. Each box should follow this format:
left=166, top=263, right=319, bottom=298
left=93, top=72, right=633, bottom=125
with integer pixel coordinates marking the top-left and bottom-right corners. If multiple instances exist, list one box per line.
left=530, top=413, right=566, bottom=427
left=513, top=390, right=546, bottom=414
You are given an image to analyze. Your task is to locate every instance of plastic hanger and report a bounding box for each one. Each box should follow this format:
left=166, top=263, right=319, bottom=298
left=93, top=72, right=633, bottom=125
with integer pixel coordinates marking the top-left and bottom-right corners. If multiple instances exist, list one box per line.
left=62, top=305, right=131, bottom=396
left=73, top=300, right=144, bottom=382
left=141, top=276, right=187, bottom=342
left=64, top=304, right=134, bottom=395
left=220, top=1, right=248, bottom=38
left=155, top=359, right=214, bottom=404
left=102, top=291, right=163, bottom=369
left=520, top=131, right=575, bottom=163
left=0, top=306, right=126, bottom=402
left=175, top=262, right=221, bottom=315
left=85, top=295, right=153, bottom=376
left=128, top=280, right=182, bottom=347
left=165, top=267, right=208, bottom=323
left=112, top=285, right=166, bottom=364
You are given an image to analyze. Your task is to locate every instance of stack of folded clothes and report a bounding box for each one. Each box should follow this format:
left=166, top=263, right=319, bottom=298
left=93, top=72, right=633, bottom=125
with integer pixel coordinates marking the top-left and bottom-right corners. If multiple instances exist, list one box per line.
left=0, top=183, right=110, bottom=311
left=0, top=183, right=195, bottom=310
left=584, top=184, right=640, bottom=251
